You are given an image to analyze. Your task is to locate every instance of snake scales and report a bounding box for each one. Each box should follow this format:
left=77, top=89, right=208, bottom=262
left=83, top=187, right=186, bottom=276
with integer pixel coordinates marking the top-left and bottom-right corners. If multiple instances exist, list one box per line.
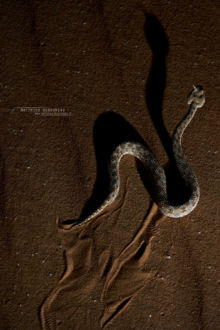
left=58, top=85, right=205, bottom=229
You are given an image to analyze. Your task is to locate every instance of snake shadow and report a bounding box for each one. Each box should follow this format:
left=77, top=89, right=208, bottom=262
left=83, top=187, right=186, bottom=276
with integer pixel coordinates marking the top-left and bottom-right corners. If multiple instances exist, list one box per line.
left=62, top=13, right=191, bottom=227
left=142, top=12, right=191, bottom=205
left=63, top=112, right=156, bottom=227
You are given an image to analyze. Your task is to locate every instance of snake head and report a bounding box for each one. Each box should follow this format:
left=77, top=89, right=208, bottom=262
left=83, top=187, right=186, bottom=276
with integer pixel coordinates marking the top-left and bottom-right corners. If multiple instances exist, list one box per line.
left=187, top=85, right=205, bottom=108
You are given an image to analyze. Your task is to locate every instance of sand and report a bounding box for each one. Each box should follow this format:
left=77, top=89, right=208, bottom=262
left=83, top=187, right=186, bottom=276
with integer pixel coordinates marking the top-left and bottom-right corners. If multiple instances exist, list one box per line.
left=0, top=1, right=219, bottom=329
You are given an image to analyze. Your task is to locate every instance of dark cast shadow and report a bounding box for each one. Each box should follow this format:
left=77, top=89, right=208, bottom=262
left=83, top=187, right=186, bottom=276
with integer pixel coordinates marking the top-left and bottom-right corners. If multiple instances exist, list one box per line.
left=142, top=12, right=191, bottom=205
left=144, top=12, right=171, bottom=156
left=62, top=111, right=152, bottom=227
left=61, top=13, right=191, bottom=228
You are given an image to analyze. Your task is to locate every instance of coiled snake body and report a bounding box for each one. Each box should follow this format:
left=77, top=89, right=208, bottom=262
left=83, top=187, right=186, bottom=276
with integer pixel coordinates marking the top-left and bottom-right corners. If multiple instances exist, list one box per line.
left=59, top=86, right=205, bottom=228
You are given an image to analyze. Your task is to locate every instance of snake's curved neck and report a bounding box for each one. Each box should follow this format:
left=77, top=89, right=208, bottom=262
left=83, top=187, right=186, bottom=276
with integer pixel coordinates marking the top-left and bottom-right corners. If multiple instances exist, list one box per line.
left=159, top=101, right=200, bottom=217
left=173, top=102, right=198, bottom=148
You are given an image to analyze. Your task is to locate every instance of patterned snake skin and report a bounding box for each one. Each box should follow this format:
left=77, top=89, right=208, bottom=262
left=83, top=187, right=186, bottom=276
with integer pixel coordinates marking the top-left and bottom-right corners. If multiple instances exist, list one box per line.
left=59, top=85, right=205, bottom=228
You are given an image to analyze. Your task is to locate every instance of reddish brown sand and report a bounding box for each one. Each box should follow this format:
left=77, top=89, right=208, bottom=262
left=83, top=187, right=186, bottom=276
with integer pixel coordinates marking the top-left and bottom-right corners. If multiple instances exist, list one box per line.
left=0, top=1, right=220, bottom=329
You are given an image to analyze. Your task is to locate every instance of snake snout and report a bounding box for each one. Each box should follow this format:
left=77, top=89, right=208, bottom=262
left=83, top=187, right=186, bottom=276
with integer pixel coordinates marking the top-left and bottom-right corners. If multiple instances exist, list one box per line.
left=187, top=85, right=205, bottom=108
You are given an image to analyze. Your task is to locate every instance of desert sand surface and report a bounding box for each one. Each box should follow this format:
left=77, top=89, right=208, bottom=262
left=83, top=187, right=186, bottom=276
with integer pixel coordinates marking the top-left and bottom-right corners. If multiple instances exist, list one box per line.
left=0, top=1, right=219, bottom=329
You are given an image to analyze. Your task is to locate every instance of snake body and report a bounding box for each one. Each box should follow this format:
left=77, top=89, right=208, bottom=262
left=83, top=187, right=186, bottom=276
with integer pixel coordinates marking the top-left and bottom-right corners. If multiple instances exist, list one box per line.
left=60, top=86, right=205, bottom=228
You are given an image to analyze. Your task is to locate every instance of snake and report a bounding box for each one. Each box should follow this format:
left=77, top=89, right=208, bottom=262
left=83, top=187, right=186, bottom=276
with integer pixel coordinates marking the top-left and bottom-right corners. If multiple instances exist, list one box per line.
left=58, top=85, right=205, bottom=229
